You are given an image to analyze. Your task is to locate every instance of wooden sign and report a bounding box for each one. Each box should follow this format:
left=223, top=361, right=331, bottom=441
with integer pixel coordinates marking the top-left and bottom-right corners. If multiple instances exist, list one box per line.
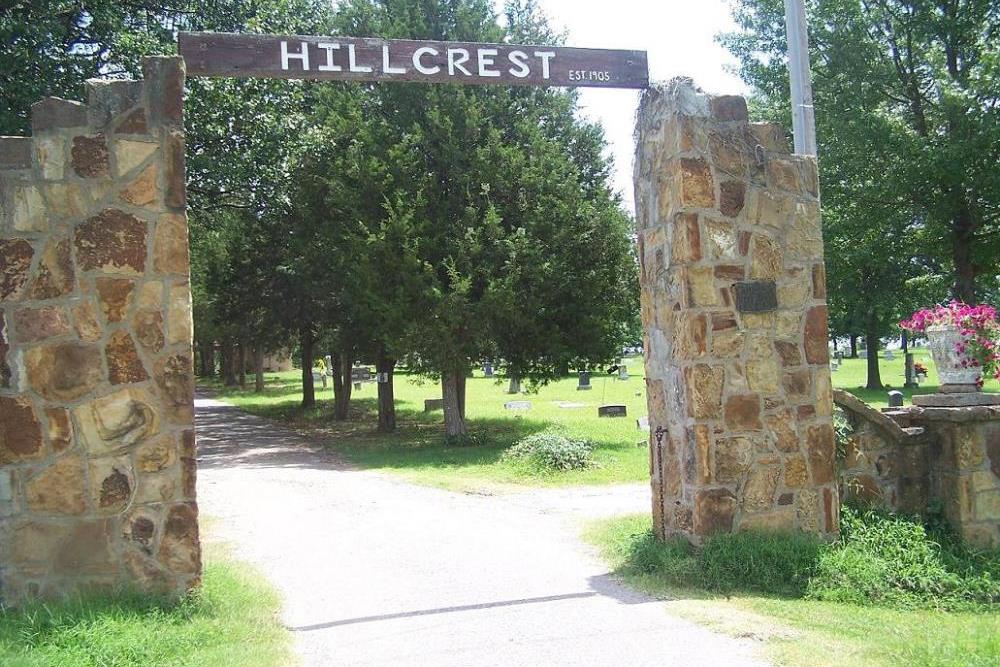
left=178, top=32, right=648, bottom=89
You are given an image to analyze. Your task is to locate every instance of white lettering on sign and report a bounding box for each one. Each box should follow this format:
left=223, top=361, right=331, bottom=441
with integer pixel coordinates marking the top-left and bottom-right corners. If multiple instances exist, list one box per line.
left=277, top=41, right=565, bottom=80
left=280, top=41, right=309, bottom=71
left=568, top=69, right=611, bottom=82
left=413, top=46, right=440, bottom=74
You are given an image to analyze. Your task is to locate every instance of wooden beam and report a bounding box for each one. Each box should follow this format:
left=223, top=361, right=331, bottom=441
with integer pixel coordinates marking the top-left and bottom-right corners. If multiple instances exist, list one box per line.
left=178, top=32, right=649, bottom=89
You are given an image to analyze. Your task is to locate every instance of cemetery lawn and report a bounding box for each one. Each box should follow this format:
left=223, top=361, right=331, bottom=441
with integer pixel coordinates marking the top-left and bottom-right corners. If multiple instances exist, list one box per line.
left=202, top=353, right=999, bottom=490
left=585, top=514, right=1000, bottom=667
left=0, top=527, right=291, bottom=667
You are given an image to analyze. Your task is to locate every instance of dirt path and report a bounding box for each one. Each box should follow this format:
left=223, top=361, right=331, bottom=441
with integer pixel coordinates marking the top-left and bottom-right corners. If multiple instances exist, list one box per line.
left=195, top=395, right=769, bottom=667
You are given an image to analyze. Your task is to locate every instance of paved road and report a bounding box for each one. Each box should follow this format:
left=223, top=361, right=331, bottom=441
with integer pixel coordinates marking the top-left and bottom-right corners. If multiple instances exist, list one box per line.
left=195, top=395, right=769, bottom=667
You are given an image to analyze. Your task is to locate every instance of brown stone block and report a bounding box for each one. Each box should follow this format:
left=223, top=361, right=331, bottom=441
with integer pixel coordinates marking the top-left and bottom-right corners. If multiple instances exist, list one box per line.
left=797, top=157, right=820, bottom=197
left=11, top=521, right=64, bottom=574
left=157, top=502, right=201, bottom=575
left=144, top=56, right=185, bottom=128
left=740, top=507, right=796, bottom=532
left=808, top=423, right=836, bottom=485
left=671, top=213, right=701, bottom=263
left=153, top=213, right=190, bottom=275
left=766, top=410, right=800, bottom=452
left=0, top=396, right=44, bottom=464
left=811, top=263, right=827, bottom=299
left=154, top=354, right=194, bottom=424
left=710, top=95, right=749, bottom=122
left=26, top=454, right=87, bottom=515
left=96, top=277, right=136, bottom=323
left=26, top=342, right=103, bottom=401
left=689, top=425, right=711, bottom=484
left=71, top=134, right=109, bottom=178
left=766, top=158, right=800, bottom=192
left=725, top=394, right=763, bottom=431
left=798, top=405, right=816, bottom=420
left=116, top=108, right=148, bottom=135
left=165, top=132, right=186, bottom=209
left=694, top=488, right=737, bottom=536
left=180, top=429, right=196, bottom=459
left=685, top=364, right=725, bottom=419
left=31, top=97, right=87, bottom=132
left=675, top=312, right=707, bottom=359
left=844, top=474, right=883, bottom=507
left=86, top=79, right=141, bottom=128
left=738, top=231, right=751, bottom=256
left=106, top=330, right=148, bottom=385
left=134, top=310, right=165, bottom=351
left=714, top=264, right=745, bottom=282
left=75, top=209, right=147, bottom=274
left=1, top=311, right=10, bottom=388
left=45, top=407, right=73, bottom=452
left=742, top=465, right=780, bottom=512
left=783, top=368, right=811, bottom=398
left=27, top=238, right=75, bottom=300
left=784, top=455, right=809, bottom=488
left=774, top=340, right=802, bottom=367
left=0, top=137, right=32, bottom=169
left=680, top=157, right=715, bottom=208
left=714, top=436, right=752, bottom=483
left=13, top=306, right=70, bottom=343
left=119, top=163, right=159, bottom=207
left=804, top=306, right=830, bottom=364
left=52, top=519, right=115, bottom=575
left=823, top=487, right=838, bottom=533
left=712, top=329, right=742, bottom=359
left=719, top=181, right=746, bottom=218
left=750, top=123, right=790, bottom=153
left=709, top=128, right=749, bottom=178
left=711, top=312, right=738, bottom=332
left=72, top=299, right=102, bottom=342
left=0, top=238, right=34, bottom=300
left=89, top=457, right=134, bottom=513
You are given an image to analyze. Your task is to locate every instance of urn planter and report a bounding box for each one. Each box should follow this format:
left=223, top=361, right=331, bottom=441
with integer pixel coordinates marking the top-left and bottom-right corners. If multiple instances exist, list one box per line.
left=925, top=325, right=980, bottom=391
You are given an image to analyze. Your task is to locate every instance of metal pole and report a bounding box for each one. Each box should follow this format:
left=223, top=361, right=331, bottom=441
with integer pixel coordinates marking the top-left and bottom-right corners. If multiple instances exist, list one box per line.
left=784, top=0, right=817, bottom=156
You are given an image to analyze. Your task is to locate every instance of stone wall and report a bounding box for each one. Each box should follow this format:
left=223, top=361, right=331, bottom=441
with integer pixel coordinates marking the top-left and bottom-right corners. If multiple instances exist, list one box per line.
left=635, top=79, right=838, bottom=542
left=0, top=57, right=199, bottom=604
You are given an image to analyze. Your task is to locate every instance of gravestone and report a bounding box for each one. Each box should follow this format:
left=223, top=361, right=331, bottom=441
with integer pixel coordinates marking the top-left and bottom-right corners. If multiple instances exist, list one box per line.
left=424, top=398, right=444, bottom=412
left=885, top=350, right=895, bottom=361
left=598, top=404, right=627, bottom=418
left=504, top=401, right=531, bottom=412
left=637, top=416, right=650, bottom=430
left=887, top=390, right=904, bottom=408
left=577, top=371, right=592, bottom=390
left=618, top=360, right=629, bottom=380
left=483, top=363, right=494, bottom=378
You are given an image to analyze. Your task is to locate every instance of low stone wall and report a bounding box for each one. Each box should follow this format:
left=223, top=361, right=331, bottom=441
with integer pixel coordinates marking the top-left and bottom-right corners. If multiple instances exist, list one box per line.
left=635, top=79, right=838, bottom=543
left=833, top=390, right=1000, bottom=548
left=0, top=57, right=199, bottom=604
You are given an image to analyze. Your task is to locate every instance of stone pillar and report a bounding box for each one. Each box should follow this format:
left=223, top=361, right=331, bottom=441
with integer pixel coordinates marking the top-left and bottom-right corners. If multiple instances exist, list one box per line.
left=0, top=57, right=199, bottom=604
left=634, top=79, right=838, bottom=542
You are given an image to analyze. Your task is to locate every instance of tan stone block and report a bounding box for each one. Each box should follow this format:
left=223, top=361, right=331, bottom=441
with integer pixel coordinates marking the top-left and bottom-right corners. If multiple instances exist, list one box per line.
left=134, top=468, right=179, bottom=504
left=73, top=386, right=160, bottom=455
left=96, top=277, right=135, bottom=323
left=741, top=312, right=775, bottom=330
left=972, top=471, right=999, bottom=493
left=11, top=522, right=63, bottom=573
left=10, top=183, right=47, bottom=232
left=153, top=354, right=194, bottom=424
left=714, top=436, right=753, bottom=483
left=114, top=139, right=158, bottom=176
left=709, top=128, right=748, bottom=178
left=167, top=283, right=193, bottom=345
left=670, top=213, right=701, bottom=264
left=138, top=281, right=163, bottom=309
left=89, top=456, right=134, bottom=513
left=679, top=116, right=709, bottom=152
left=133, top=310, right=165, bottom=352
left=749, top=234, right=780, bottom=280
left=694, top=488, right=736, bottom=537
left=785, top=202, right=824, bottom=259
left=52, top=519, right=115, bottom=575
left=26, top=454, right=87, bottom=515
left=13, top=306, right=70, bottom=342
left=685, top=364, right=724, bottom=419
left=740, top=507, right=796, bottom=532
left=796, top=488, right=819, bottom=532
left=26, top=342, right=103, bottom=401
left=776, top=311, right=802, bottom=338
left=106, top=330, right=148, bottom=385
left=742, top=465, right=780, bottom=512
left=674, top=312, right=707, bottom=359
left=119, top=163, right=159, bottom=207
left=692, top=425, right=712, bottom=484
left=27, top=238, right=75, bottom=299
left=754, top=190, right=794, bottom=228
left=814, top=368, right=833, bottom=416
left=0, top=396, right=44, bottom=464
left=766, top=410, right=800, bottom=453
left=808, top=423, right=836, bottom=485
left=154, top=214, right=190, bottom=275
left=72, top=299, right=103, bottom=342
left=36, top=136, right=66, bottom=180
left=784, top=455, right=808, bottom=487
left=75, top=208, right=147, bottom=274
left=712, top=329, right=742, bottom=358
left=778, top=280, right=811, bottom=308
left=823, top=487, right=838, bottom=533
left=766, top=158, right=800, bottom=191
left=975, top=491, right=1000, bottom=521
left=707, top=219, right=738, bottom=259
left=687, top=266, right=717, bottom=306
left=953, top=427, right=984, bottom=469
left=45, top=407, right=73, bottom=452
left=812, top=263, right=827, bottom=299
left=157, top=502, right=201, bottom=575
left=41, top=182, right=87, bottom=219
left=0, top=238, right=35, bottom=300
left=680, top=157, right=715, bottom=208
left=137, top=435, right=177, bottom=473
left=747, top=359, right=780, bottom=394
left=725, top=394, right=762, bottom=431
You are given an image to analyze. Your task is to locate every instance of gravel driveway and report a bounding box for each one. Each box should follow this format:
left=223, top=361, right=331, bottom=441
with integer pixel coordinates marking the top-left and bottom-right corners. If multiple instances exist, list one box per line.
left=195, top=395, right=769, bottom=667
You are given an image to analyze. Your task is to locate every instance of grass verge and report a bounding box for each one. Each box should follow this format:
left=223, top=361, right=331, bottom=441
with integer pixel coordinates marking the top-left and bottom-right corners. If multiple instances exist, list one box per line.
left=0, top=539, right=291, bottom=667
left=585, top=512, right=1000, bottom=667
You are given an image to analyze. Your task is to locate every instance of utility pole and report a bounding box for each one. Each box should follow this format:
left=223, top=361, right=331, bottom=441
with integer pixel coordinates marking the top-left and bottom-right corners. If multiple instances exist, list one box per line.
left=784, top=0, right=817, bottom=156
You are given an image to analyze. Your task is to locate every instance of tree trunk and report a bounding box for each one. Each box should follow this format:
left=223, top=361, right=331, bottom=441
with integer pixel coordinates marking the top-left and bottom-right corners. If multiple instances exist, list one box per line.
left=952, top=205, right=977, bottom=303
left=221, top=340, right=237, bottom=386
left=254, top=344, right=265, bottom=393
left=197, top=339, right=215, bottom=377
left=300, top=331, right=315, bottom=409
left=442, top=369, right=467, bottom=437
left=333, top=350, right=353, bottom=421
left=376, top=345, right=396, bottom=433
left=237, top=341, right=247, bottom=389
left=864, top=314, right=883, bottom=390
left=507, top=374, right=521, bottom=394
left=849, top=334, right=858, bottom=359
left=901, top=329, right=909, bottom=354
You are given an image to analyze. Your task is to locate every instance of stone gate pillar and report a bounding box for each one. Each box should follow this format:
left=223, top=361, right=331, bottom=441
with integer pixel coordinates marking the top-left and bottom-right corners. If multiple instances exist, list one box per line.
left=0, top=57, right=199, bottom=603
left=635, top=79, right=838, bottom=542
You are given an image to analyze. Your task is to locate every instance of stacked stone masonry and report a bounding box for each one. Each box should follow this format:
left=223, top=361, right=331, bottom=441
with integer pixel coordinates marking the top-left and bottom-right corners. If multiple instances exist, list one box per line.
left=0, top=57, right=199, bottom=604
left=835, top=389, right=1000, bottom=548
left=635, top=80, right=838, bottom=542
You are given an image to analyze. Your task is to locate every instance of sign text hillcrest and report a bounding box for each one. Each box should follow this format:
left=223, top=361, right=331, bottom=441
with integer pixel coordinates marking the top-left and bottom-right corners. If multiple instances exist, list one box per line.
left=179, top=32, right=648, bottom=89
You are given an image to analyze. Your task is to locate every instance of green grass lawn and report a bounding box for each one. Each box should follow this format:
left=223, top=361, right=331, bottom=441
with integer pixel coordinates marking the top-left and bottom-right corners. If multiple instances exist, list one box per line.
left=203, top=352, right=998, bottom=489
left=585, top=514, right=1000, bottom=667
left=0, top=531, right=291, bottom=667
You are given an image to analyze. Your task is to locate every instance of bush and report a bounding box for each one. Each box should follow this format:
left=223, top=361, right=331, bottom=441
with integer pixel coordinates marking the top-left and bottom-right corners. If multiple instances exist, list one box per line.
left=502, top=432, right=594, bottom=471
left=807, top=507, right=1000, bottom=611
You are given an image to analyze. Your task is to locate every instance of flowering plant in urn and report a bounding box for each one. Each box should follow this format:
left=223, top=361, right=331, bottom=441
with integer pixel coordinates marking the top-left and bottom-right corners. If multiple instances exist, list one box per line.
left=901, top=302, right=1000, bottom=389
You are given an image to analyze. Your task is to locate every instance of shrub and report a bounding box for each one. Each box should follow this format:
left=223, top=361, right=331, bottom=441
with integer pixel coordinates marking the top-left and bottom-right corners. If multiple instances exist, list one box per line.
left=502, top=432, right=594, bottom=471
